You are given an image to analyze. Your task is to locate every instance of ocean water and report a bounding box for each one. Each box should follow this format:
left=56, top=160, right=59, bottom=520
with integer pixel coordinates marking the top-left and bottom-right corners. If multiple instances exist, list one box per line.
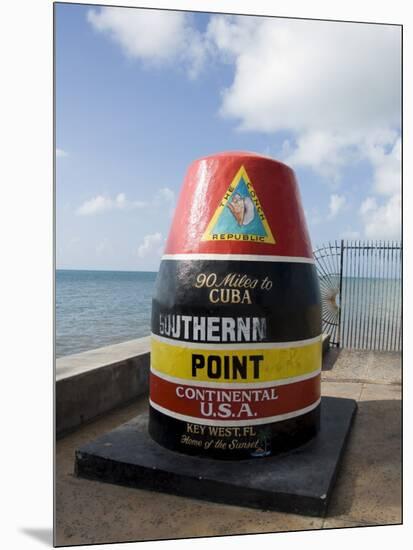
left=340, top=276, right=401, bottom=350
left=319, top=274, right=401, bottom=350
left=56, top=270, right=402, bottom=357
left=56, top=270, right=157, bottom=357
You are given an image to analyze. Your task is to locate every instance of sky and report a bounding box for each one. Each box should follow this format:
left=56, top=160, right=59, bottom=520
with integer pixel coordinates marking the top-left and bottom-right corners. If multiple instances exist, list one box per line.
left=55, top=3, right=401, bottom=271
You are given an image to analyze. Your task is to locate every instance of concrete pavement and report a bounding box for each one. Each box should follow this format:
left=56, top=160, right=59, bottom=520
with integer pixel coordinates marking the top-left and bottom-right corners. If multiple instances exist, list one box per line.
left=55, top=349, right=401, bottom=546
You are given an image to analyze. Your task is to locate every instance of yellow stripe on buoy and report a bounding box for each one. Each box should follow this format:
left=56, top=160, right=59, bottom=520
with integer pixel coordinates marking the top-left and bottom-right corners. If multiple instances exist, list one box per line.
left=151, top=336, right=321, bottom=384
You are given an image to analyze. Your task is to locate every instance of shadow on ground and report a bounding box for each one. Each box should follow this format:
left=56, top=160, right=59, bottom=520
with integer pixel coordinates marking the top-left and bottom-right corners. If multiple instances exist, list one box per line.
left=20, top=528, right=53, bottom=546
left=322, top=348, right=342, bottom=371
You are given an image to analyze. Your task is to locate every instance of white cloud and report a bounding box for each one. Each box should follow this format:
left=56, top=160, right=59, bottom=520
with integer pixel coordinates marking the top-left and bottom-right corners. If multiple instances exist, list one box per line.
left=283, top=132, right=360, bottom=183
left=76, top=193, right=146, bottom=216
left=137, top=232, right=165, bottom=259
left=86, top=12, right=400, bottom=180
left=208, top=17, right=400, bottom=134
left=328, top=194, right=346, bottom=219
left=77, top=195, right=112, bottom=215
left=365, top=136, right=401, bottom=196
left=205, top=15, right=401, bottom=239
left=85, top=11, right=401, bottom=241
left=360, top=196, right=377, bottom=216
left=86, top=12, right=400, bottom=178
left=87, top=7, right=206, bottom=78
left=359, top=194, right=401, bottom=240
left=206, top=16, right=400, bottom=181
left=56, top=148, right=68, bottom=158
left=357, top=136, right=401, bottom=239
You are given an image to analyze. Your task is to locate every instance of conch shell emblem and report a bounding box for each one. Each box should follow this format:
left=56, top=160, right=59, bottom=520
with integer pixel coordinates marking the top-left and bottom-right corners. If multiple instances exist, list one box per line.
left=228, top=193, right=255, bottom=226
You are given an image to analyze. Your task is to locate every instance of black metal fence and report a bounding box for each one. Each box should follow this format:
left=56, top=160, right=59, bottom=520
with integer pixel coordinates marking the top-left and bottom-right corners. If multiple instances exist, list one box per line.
left=313, top=240, right=402, bottom=351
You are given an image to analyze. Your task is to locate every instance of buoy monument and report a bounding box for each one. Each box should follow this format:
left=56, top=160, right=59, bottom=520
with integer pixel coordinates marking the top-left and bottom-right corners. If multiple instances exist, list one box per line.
left=149, top=152, right=322, bottom=459
left=75, top=152, right=357, bottom=517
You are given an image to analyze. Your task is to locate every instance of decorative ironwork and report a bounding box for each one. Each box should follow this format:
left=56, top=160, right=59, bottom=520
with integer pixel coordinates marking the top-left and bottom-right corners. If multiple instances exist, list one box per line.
left=313, top=241, right=342, bottom=347
left=313, top=240, right=401, bottom=351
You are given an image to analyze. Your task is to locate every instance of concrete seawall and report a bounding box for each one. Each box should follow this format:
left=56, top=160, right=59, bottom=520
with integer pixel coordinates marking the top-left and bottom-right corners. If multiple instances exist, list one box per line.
left=56, top=337, right=151, bottom=436
left=56, top=334, right=330, bottom=437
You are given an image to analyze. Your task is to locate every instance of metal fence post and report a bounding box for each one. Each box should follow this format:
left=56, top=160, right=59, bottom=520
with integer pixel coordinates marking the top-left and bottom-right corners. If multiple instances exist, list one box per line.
left=337, top=239, right=344, bottom=347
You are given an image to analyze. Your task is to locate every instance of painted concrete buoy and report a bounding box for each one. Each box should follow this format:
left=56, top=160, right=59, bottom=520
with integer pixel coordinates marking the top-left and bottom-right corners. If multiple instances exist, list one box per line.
left=149, top=152, right=322, bottom=459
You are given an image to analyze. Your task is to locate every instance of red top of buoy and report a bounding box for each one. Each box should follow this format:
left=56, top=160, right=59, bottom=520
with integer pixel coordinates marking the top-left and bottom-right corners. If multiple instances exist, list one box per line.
left=164, top=152, right=313, bottom=259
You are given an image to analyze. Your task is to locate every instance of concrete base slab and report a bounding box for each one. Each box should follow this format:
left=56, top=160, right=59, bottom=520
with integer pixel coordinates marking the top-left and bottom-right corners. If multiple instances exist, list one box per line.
left=75, top=396, right=357, bottom=518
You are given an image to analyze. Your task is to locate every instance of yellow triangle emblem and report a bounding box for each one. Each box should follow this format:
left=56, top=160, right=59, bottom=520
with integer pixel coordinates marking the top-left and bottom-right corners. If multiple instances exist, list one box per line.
left=202, top=166, right=276, bottom=244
